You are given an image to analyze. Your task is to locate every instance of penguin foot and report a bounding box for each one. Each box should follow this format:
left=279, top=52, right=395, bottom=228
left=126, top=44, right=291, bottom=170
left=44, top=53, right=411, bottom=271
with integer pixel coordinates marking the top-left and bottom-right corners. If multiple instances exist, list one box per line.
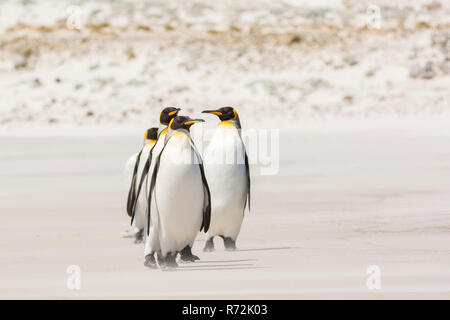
left=222, top=237, right=237, bottom=251
left=156, top=252, right=165, bottom=267
left=203, top=237, right=215, bottom=252
left=144, top=253, right=157, bottom=269
left=134, top=229, right=144, bottom=244
left=160, top=252, right=178, bottom=271
left=180, top=246, right=200, bottom=262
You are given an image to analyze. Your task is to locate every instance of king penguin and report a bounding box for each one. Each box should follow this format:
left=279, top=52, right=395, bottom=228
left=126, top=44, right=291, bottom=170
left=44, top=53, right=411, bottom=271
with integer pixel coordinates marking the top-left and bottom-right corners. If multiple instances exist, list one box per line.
left=145, top=115, right=211, bottom=270
left=124, top=127, right=158, bottom=243
left=201, top=107, right=250, bottom=251
left=125, top=107, right=180, bottom=244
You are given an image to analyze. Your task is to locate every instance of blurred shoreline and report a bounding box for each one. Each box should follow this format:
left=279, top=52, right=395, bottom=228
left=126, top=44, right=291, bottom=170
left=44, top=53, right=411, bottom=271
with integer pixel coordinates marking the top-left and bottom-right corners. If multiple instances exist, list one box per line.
left=0, top=0, right=449, bottom=130
left=2, top=114, right=450, bottom=137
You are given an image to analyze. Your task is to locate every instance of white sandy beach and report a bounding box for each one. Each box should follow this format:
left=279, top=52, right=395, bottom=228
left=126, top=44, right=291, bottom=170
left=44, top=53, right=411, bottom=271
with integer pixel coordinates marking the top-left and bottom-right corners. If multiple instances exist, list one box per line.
left=1, top=122, right=449, bottom=299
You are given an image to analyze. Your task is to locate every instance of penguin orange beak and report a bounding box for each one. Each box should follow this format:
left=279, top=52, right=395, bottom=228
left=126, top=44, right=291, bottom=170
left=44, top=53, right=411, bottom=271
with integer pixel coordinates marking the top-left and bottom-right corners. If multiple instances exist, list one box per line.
left=184, top=119, right=205, bottom=126
left=168, top=108, right=181, bottom=116
left=202, top=109, right=222, bottom=116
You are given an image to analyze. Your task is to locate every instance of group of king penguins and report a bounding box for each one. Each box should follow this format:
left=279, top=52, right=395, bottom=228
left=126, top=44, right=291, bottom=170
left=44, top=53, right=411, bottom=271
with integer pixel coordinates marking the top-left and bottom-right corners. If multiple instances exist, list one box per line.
left=124, top=107, right=250, bottom=270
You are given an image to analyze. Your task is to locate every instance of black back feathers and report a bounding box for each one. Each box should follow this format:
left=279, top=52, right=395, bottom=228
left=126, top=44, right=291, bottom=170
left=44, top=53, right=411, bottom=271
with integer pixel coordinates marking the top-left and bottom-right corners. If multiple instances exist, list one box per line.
left=126, top=149, right=143, bottom=217
left=244, top=150, right=251, bottom=213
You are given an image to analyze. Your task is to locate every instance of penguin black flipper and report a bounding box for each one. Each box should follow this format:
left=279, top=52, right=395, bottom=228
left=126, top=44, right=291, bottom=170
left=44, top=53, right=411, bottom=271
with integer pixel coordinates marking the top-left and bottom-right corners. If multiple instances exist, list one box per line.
left=244, top=150, right=251, bottom=213
left=130, top=147, right=154, bottom=225
left=238, top=132, right=251, bottom=214
left=136, top=129, right=167, bottom=225
left=188, top=138, right=211, bottom=233
left=146, top=144, right=166, bottom=236
left=126, top=149, right=142, bottom=217
left=197, top=159, right=211, bottom=233
left=236, top=118, right=250, bottom=213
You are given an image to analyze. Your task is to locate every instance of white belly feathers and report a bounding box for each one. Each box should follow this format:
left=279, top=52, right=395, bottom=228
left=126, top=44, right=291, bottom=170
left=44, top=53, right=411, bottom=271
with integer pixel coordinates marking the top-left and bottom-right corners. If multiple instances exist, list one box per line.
left=204, top=124, right=247, bottom=239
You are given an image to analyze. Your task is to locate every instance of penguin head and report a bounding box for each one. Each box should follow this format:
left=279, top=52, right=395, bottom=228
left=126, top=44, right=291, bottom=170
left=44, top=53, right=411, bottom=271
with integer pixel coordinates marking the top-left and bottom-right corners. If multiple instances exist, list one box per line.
left=202, top=106, right=238, bottom=121
left=169, top=115, right=205, bottom=131
left=159, top=107, right=181, bottom=125
left=144, top=127, right=158, bottom=141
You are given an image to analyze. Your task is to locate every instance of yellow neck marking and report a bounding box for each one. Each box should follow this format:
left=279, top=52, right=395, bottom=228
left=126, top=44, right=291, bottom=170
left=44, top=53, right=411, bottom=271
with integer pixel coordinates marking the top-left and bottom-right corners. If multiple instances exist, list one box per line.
left=146, top=140, right=156, bottom=146
left=219, top=121, right=234, bottom=127
left=160, top=127, right=168, bottom=136
left=172, top=131, right=186, bottom=138
left=168, top=118, right=175, bottom=130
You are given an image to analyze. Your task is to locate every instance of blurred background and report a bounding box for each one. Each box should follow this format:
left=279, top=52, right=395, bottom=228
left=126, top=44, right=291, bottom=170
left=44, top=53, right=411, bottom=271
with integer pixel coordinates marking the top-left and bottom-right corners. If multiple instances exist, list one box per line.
left=0, top=0, right=449, bottom=130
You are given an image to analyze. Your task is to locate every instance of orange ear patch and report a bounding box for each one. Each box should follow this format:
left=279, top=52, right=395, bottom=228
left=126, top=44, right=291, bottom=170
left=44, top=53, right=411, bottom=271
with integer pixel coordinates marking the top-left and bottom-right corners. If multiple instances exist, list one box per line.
left=168, top=118, right=175, bottom=129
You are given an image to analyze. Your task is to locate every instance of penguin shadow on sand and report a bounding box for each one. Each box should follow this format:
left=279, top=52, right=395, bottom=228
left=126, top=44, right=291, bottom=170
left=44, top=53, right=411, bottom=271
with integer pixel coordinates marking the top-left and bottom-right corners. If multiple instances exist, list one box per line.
left=176, top=258, right=260, bottom=272
left=236, top=246, right=297, bottom=252
left=173, top=245, right=298, bottom=272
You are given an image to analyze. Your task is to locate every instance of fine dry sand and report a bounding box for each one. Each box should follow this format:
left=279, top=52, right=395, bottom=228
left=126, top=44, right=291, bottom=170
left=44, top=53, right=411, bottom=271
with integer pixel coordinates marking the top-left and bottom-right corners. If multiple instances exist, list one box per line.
left=1, top=124, right=449, bottom=299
